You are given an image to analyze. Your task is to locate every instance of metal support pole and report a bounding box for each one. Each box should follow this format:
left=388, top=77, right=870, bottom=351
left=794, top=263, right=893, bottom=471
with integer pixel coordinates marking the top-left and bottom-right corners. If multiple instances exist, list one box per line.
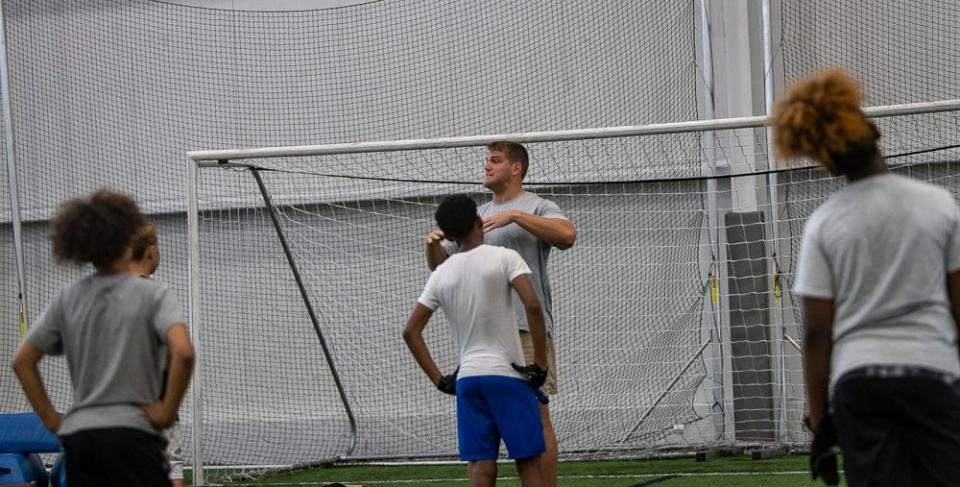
left=250, top=168, right=359, bottom=458
left=762, top=0, right=789, bottom=444
left=187, top=156, right=205, bottom=485
left=699, top=0, right=728, bottom=444
left=0, top=0, right=29, bottom=335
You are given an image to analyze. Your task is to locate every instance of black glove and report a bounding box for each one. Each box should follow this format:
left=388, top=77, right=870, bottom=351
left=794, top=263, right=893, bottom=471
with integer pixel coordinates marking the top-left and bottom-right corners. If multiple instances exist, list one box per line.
left=436, top=367, right=458, bottom=396
left=512, top=362, right=548, bottom=388
left=806, top=415, right=840, bottom=486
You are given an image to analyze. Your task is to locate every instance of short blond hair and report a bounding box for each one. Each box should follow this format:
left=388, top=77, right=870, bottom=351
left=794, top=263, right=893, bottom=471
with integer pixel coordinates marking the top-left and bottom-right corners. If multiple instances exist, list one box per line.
left=487, top=141, right=529, bottom=179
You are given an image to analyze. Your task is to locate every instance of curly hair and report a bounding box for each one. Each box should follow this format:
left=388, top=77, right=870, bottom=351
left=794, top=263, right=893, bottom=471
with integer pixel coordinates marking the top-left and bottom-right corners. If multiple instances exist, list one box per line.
left=771, top=69, right=879, bottom=174
left=435, top=194, right=479, bottom=240
left=51, top=189, right=146, bottom=270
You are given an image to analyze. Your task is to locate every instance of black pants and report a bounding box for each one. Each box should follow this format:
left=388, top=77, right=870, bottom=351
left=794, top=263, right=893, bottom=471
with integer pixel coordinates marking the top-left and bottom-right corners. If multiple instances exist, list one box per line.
left=61, top=428, right=170, bottom=487
left=833, top=369, right=960, bottom=487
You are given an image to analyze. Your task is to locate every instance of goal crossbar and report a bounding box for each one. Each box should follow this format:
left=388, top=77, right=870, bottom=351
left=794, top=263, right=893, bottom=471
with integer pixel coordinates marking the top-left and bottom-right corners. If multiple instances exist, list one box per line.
left=189, top=99, right=960, bottom=165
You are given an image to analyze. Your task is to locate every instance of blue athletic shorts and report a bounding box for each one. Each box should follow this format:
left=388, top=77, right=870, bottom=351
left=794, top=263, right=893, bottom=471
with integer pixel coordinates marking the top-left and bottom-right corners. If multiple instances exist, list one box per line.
left=456, top=375, right=545, bottom=461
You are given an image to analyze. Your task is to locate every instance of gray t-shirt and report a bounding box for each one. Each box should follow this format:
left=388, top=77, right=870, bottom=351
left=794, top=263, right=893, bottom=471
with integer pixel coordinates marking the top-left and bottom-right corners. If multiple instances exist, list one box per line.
left=794, top=174, right=960, bottom=388
left=26, top=273, right=185, bottom=436
left=445, top=191, right=568, bottom=335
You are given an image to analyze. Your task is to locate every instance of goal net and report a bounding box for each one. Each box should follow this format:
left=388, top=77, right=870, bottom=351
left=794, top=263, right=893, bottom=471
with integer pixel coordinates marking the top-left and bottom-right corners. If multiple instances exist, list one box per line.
left=187, top=102, right=960, bottom=482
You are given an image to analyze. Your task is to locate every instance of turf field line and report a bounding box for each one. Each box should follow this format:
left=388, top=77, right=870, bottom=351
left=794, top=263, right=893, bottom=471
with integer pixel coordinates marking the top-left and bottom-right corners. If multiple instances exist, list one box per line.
left=213, top=470, right=810, bottom=485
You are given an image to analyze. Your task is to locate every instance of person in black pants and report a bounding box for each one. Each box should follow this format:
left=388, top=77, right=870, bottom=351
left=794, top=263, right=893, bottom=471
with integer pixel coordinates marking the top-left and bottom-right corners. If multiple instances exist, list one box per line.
left=773, top=69, right=960, bottom=486
left=12, top=190, right=195, bottom=486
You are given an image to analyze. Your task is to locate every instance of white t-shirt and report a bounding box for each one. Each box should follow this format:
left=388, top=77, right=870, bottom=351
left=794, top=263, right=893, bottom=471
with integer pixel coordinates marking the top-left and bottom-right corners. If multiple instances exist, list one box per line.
left=443, top=191, right=568, bottom=335
left=418, top=244, right=532, bottom=379
left=794, top=173, right=960, bottom=388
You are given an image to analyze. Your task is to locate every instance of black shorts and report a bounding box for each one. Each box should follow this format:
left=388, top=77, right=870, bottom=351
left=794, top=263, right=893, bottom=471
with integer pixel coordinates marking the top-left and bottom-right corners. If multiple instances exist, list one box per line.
left=832, top=367, right=960, bottom=487
left=61, top=428, right=170, bottom=487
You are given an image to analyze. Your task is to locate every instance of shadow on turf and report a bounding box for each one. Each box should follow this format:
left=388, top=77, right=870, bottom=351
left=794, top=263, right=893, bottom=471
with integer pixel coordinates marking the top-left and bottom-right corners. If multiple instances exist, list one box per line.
left=628, top=475, right=679, bottom=487
left=319, top=474, right=680, bottom=487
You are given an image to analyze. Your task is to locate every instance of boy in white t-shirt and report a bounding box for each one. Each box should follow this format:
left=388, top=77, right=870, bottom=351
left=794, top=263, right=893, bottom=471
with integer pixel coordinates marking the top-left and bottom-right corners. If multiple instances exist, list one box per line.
left=404, top=194, right=549, bottom=487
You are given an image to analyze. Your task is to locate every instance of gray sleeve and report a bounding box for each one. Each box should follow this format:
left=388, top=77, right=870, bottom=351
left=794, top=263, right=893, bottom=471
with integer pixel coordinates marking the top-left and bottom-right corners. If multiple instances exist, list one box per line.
left=947, top=202, right=960, bottom=272
left=25, top=294, right=64, bottom=356
left=152, top=285, right=186, bottom=341
left=793, top=222, right=834, bottom=299
left=537, top=198, right=568, bottom=220
left=441, top=240, right=459, bottom=255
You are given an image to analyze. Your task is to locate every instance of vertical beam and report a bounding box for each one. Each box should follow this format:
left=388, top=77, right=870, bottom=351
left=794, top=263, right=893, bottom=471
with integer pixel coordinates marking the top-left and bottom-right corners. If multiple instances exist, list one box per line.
left=762, top=0, right=788, bottom=444
left=0, top=0, right=29, bottom=335
left=709, top=0, right=775, bottom=445
left=698, top=0, right=728, bottom=443
left=187, top=156, right=205, bottom=486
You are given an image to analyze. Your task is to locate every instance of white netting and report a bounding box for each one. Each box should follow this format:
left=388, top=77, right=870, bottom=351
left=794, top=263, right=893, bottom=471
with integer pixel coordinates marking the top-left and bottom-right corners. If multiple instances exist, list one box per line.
left=1, top=1, right=700, bottom=474
left=0, top=1, right=958, bottom=484
left=190, top=107, right=960, bottom=482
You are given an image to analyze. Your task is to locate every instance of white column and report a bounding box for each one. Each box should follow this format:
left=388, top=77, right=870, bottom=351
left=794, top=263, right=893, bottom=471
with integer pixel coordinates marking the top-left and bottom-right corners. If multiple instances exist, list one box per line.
left=187, top=155, right=205, bottom=485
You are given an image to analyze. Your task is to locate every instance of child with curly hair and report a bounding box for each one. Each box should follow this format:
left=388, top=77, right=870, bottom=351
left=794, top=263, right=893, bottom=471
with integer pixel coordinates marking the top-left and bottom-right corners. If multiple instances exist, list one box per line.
left=11, top=190, right=194, bottom=486
left=774, top=69, right=960, bottom=486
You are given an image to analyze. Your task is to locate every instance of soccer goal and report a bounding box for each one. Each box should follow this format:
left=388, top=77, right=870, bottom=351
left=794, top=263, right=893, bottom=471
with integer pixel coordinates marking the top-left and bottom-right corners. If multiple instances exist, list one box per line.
left=185, top=99, right=960, bottom=484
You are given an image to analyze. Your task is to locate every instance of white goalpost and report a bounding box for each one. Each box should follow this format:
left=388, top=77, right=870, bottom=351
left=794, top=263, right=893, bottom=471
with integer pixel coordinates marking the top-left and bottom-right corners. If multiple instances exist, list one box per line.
left=185, top=99, right=960, bottom=484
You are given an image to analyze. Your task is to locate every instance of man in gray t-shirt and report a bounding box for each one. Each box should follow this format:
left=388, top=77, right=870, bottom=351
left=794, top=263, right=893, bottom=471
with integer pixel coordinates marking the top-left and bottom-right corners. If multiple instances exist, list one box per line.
left=425, top=141, right=576, bottom=487
left=475, top=192, right=566, bottom=336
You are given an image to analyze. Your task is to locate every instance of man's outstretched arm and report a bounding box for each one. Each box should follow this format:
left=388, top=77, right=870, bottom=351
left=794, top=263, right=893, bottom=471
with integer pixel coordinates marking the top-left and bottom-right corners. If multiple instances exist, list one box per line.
left=484, top=211, right=576, bottom=250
